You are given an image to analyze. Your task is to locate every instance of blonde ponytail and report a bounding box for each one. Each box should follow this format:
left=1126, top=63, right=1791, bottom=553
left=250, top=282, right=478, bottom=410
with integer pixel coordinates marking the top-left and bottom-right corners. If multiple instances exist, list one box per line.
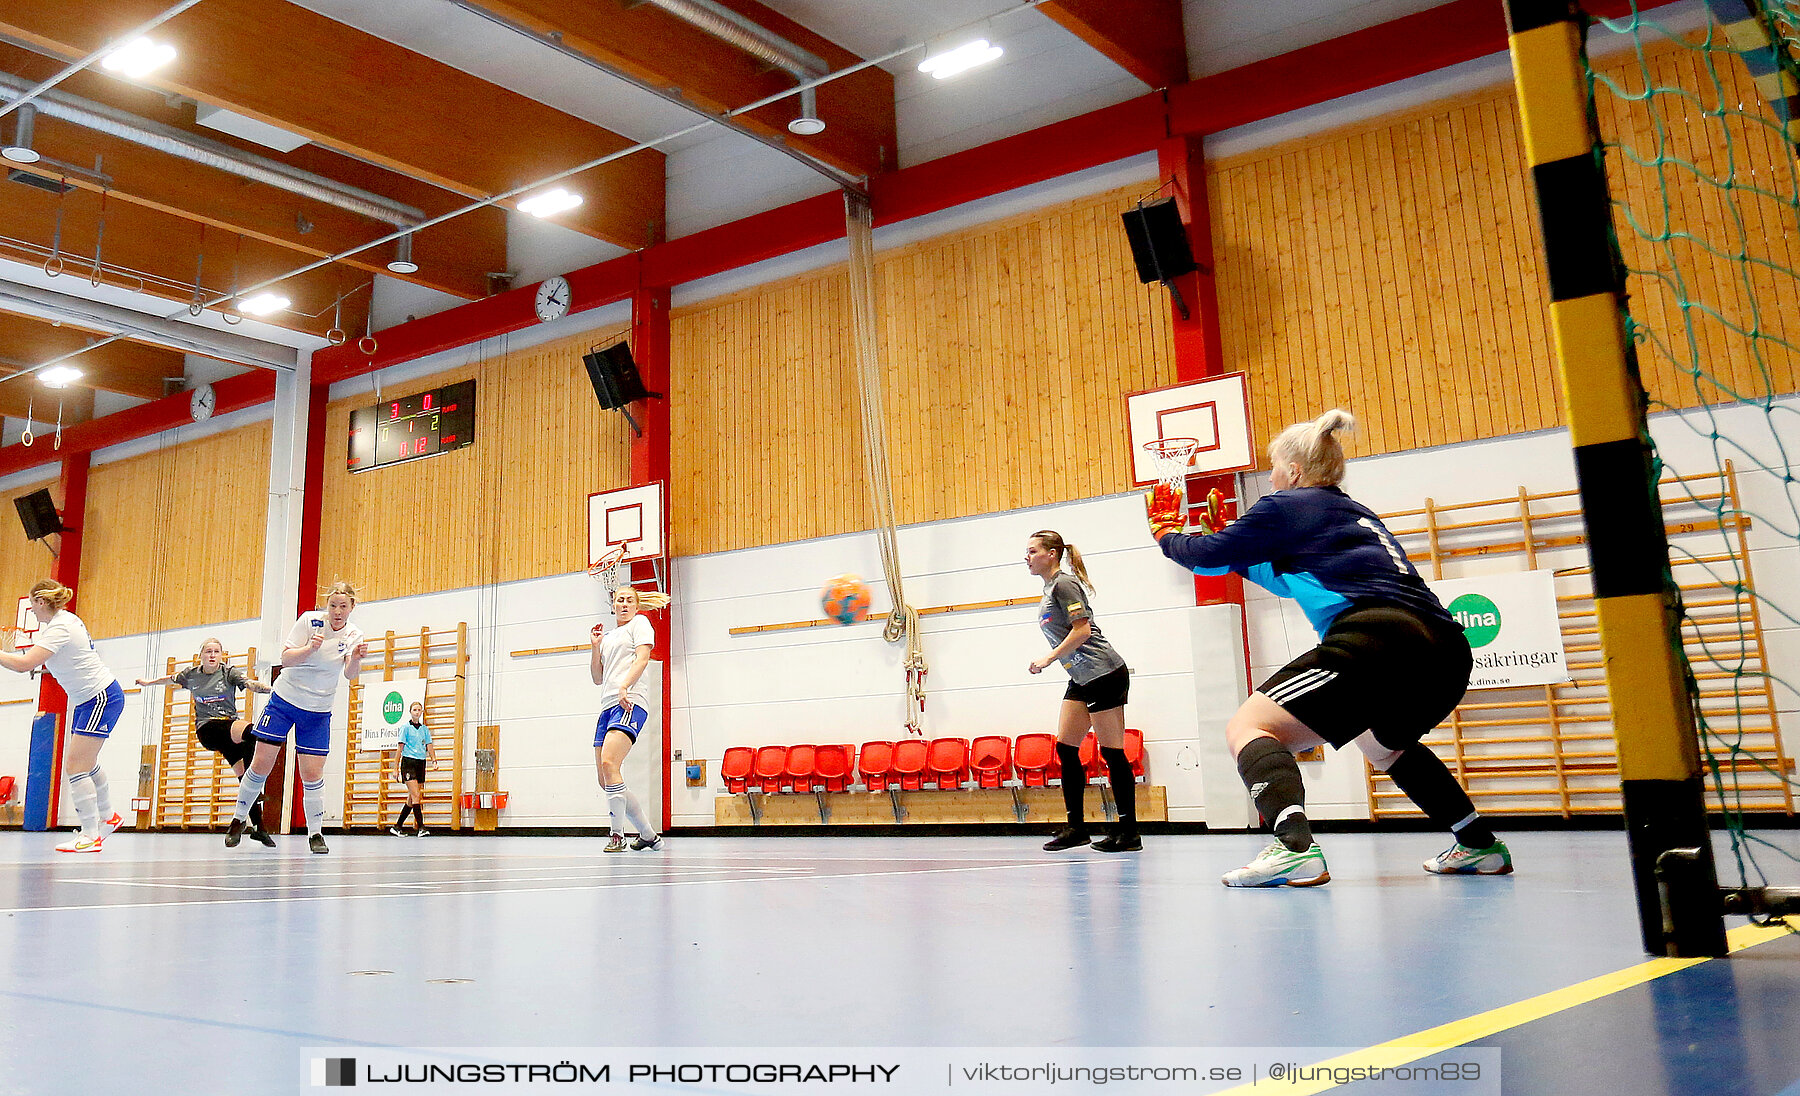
left=620, top=587, right=672, bottom=611
left=29, top=579, right=74, bottom=611
left=1269, top=408, right=1356, bottom=487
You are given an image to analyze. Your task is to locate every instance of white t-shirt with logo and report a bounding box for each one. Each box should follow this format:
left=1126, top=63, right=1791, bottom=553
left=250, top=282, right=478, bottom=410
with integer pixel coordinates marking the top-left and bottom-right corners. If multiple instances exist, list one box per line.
left=598, top=614, right=656, bottom=711
left=273, top=613, right=364, bottom=713
left=32, top=611, right=117, bottom=707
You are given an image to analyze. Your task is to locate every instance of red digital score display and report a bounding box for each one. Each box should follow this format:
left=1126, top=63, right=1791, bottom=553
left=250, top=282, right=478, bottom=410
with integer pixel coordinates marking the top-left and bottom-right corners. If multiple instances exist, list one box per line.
left=346, top=379, right=475, bottom=472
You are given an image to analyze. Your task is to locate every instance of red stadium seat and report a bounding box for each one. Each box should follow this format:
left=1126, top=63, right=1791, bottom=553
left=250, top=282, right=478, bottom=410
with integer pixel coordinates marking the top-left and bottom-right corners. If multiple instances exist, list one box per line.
left=1123, top=729, right=1146, bottom=781
left=891, top=738, right=929, bottom=791
left=720, top=747, right=755, bottom=794
left=1079, top=731, right=1102, bottom=784
left=752, top=745, right=789, bottom=794
left=858, top=741, right=896, bottom=792
left=925, top=737, right=970, bottom=790
left=1013, top=733, right=1057, bottom=787
left=785, top=744, right=819, bottom=793
left=969, top=736, right=1013, bottom=788
left=814, top=744, right=853, bottom=792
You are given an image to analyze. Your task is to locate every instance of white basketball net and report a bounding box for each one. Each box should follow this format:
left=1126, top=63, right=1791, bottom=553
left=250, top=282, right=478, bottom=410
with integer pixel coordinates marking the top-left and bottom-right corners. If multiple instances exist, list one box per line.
left=1143, top=437, right=1199, bottom=486
left=587, top=545, right=629, bottom=596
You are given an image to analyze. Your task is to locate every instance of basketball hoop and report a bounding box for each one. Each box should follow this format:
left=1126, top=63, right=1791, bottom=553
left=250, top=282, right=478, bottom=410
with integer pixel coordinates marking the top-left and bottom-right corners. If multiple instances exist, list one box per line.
left=1142, top=436, right=1199, bottom=512
left=586, top=544, right=630, bottom=596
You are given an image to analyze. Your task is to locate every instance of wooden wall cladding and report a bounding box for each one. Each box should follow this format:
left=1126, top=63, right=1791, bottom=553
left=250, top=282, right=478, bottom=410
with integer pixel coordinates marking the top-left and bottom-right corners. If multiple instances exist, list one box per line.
left=314, top=328, right=634, bottom=600
left=77, top=422, right=271, bottom=638
left=669, top=187, right=1179, bottom=555
left=1208, top=34, right=1799, bottom=465
left=1, top=476, right=58, bottom=608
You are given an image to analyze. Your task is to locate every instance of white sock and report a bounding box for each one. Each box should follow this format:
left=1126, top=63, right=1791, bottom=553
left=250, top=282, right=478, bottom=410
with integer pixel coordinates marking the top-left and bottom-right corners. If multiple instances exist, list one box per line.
left=623, top=790, right=657, bottom=841
left=303, top=779, right=325, bottom=837
left=66, top=771, right=98, bottom=837
left=604, top=782, right=628, bottom=835
left=87, top=764, right=113, bottom=820
left=233, top=768, right=269, bottom=823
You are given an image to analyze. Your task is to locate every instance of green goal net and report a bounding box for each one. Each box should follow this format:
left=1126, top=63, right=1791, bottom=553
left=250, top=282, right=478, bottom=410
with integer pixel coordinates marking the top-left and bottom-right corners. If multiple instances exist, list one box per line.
left=1582, top=0, right=1800, bottom=916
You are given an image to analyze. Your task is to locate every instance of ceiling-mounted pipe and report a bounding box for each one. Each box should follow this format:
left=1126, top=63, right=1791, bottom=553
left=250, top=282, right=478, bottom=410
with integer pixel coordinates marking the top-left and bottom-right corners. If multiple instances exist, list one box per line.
left=0, top=279, right=298, bottom=371
left=641, top=0, right=828, bottom=82
left=644, top=0, right=830, bottom=134
left=0, top=73, right=426, bottom=228
left=445, top=0, right=862, bottom=191
left=2, top=102, right=40, bottom=163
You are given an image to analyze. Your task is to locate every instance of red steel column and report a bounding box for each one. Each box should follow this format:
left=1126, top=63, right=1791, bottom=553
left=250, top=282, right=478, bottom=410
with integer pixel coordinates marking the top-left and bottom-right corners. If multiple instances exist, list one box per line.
left=1159, top=135, right=1247, bottom=610
left=30, top=454, right=89, bottom=827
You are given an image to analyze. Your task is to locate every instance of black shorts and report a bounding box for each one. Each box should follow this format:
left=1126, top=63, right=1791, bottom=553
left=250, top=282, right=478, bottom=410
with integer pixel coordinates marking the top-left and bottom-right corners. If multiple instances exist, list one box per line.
left=1063, top=665, right=1130, bottom=713
left=196, top=718, right=255, bottom=766
left=400, top=756, right=427, bottom=784
left=1257, top=605, right=1472, bottom=751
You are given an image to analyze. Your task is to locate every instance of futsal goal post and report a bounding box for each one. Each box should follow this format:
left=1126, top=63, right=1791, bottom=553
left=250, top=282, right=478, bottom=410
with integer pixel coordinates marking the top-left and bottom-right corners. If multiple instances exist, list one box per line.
left=1505, top=0, right=1800, bottom=955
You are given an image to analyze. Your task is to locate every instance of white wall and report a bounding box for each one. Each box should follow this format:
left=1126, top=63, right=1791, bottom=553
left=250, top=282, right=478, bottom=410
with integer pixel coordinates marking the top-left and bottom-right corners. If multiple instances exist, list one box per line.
left=667, top=492, right=1224, bottom=825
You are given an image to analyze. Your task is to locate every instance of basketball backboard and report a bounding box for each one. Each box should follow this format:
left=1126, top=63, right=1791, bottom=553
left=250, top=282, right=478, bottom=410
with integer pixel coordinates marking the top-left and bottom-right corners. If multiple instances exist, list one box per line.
left=1126, top=373, right=1255, bottom=486
left=586, top=481, right=666, bottom=565
left=14, top=596, right=39, bottom=651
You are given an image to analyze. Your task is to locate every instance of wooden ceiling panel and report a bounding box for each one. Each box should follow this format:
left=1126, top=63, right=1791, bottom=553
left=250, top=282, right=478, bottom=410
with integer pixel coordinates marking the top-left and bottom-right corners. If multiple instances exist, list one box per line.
left=0, top=46, right=504, bottom=302
left=12, top=113, right=492, bottom=302
left=444, top=0, right=896, bottom=179
left=1040, top=0, right=1189, bottom=89
left=0, top=310, right=183, bottom=403
left=0, top=179, right=370, bottom=340
left=0, top=382, right=95, bottom=426
left=0, top=0, right=666, bottom=249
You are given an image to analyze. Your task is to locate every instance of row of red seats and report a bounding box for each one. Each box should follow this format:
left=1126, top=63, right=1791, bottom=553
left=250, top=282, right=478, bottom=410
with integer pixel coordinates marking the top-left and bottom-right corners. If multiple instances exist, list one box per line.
left=719, top=732, right=1146, bottom=795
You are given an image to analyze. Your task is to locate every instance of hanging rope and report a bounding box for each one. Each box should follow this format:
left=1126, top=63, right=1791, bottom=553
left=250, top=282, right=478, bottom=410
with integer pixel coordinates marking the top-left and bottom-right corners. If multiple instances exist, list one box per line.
left=138, top=422, right=181, bottom=756
left=843, top=191, right=927, bottom=737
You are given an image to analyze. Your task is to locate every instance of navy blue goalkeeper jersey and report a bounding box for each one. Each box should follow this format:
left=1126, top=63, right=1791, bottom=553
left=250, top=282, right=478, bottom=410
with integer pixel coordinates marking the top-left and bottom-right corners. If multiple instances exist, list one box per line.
left=1158, top=485, right=1454, bottom=638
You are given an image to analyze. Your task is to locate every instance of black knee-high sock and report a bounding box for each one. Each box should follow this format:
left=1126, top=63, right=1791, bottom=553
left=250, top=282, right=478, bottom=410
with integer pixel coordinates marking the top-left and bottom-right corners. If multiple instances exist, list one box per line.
left=248, top=795, right=264, bottom=831
left=1385, top=745, right=1495, bottom=848
left=1055, top=742, right=1086, bottom=827
left=396, top=803, right=416, bottom=829
left=1100, top=746, right=1136, bottom=829
left=1237, top=737, right=1311, bottom=851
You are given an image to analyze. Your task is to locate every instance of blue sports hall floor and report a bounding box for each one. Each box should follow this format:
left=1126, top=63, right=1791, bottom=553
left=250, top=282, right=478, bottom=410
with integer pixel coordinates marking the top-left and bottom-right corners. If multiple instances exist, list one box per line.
left=0, top=829, right=1795, bottom=1095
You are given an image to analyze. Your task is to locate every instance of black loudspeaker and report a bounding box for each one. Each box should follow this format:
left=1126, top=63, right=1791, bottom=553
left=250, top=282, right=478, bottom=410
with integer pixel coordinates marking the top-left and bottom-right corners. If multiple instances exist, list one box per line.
left=1121, top=197, right=1198, bottom=284
left=581, top=342, right=655, bottom=411
left=14, top=488, right=62, bottom=541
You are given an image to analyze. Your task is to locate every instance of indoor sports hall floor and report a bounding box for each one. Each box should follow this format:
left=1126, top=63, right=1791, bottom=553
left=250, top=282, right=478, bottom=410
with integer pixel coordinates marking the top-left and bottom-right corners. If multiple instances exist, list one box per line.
left=1, top=830, right=1795, bottom=1095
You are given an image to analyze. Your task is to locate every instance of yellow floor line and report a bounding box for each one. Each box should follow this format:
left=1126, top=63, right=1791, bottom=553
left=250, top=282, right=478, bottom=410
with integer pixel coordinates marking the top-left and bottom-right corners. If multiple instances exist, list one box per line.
left=1214, top=921, right=1794, bottom=1095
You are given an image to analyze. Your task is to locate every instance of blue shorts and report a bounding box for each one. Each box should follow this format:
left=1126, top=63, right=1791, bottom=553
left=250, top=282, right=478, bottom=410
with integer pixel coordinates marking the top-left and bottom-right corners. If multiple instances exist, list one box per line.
left=254, top=692, right=334, bottom=757
left=70, top=681, right=125, bottom=739
left=594, top=703, right=648, bottom=747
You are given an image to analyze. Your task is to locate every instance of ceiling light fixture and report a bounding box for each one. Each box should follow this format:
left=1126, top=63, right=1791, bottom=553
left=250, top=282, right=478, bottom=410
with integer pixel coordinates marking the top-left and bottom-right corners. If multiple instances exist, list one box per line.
left=239, top=292, right=291, bottom=316
left=918, top=31, right=1003, bottom=80
left=101, top=37, right=179, bottom=80
left=387, top=234, right=420, bottom=274
left=517, top=188, right=583, bottom=218
left=39, top=365, right=84, bottom=388
left=2, top=103, right=42, bottom=164
left=787, top=86, right=825, bottom=136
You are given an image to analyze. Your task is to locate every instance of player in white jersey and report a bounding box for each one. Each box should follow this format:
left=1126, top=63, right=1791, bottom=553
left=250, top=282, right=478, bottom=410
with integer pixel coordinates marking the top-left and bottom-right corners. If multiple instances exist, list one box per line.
left=589, top=585, right=668, bottom=852
left=225, top=581, right=368, bottom=854
left=0, top=580, right=125, bottom=852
